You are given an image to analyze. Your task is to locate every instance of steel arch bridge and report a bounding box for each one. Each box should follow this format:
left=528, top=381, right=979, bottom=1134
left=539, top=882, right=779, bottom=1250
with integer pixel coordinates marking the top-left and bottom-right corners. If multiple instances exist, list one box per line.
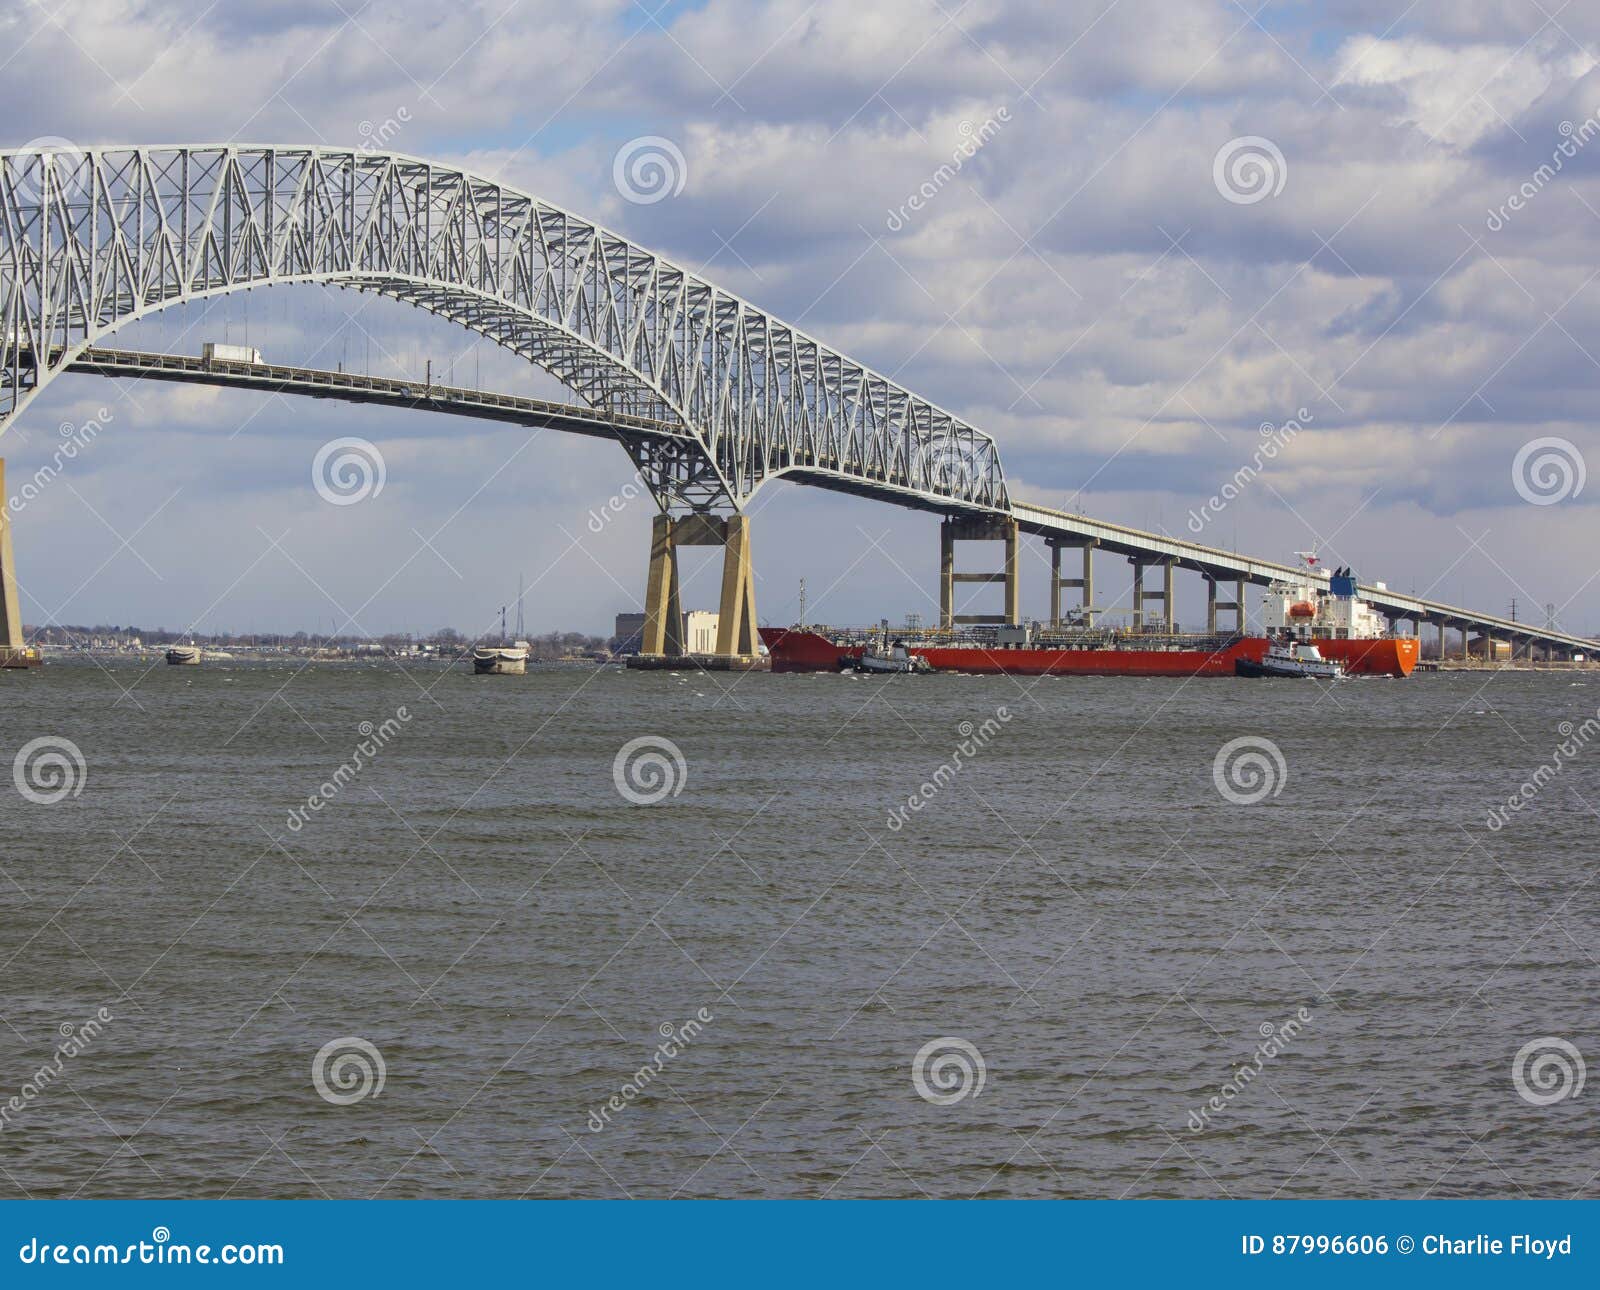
left=0, top=143, right=1008, bottom=516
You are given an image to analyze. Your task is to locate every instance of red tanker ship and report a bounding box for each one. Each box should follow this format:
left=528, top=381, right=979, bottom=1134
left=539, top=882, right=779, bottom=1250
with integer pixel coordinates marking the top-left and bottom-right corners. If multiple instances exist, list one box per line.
left=761, top=624, right=1271, bottom=677
left=761, top=556, right=1418, bottom=678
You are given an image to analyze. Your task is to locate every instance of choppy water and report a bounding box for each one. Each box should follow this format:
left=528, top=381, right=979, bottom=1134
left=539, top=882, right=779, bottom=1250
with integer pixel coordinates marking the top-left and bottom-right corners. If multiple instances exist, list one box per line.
left=0, top=659, right=1595, bottom=1198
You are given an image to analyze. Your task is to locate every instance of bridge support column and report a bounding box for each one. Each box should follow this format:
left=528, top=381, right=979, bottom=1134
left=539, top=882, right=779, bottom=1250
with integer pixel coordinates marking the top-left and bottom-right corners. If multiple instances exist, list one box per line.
left=641, top=514, right=685, bottom=657
left=0, top=459, right=25, bottom=663
left=1048, top=538, right=1095, bottom=627
left=639, top=512, right=758, bottom=662
left=940, top=517, right=1019, bottom=627
left=1131, top=558, right=1175, bottom=632
left=1206, top=576, right=1246, bottom=634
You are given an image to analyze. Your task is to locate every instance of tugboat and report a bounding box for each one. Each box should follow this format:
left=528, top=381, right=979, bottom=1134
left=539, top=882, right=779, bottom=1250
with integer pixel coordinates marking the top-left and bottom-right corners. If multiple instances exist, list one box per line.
left=1236, top=639, right=1343, bottom=679
left=850, top=640, right=932, bottom=674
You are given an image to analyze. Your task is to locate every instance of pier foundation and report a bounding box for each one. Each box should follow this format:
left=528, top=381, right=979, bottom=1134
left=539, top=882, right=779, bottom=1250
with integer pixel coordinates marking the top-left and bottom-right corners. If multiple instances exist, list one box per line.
left=940, top=517, right=1019, bottom=627
left=638, top=512, right=759, bottom=663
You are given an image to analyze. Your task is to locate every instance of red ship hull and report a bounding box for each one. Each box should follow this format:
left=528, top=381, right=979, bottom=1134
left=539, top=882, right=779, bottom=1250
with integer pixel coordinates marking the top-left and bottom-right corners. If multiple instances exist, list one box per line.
left=1308, top=636, right=1418, bottom=677
left=760, top=628, right=1418, bottom=678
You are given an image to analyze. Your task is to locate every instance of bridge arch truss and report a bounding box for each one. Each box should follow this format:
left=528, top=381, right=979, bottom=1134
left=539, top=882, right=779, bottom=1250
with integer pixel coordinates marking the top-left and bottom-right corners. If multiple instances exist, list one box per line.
left=0, top=144, right=1009, bottom=515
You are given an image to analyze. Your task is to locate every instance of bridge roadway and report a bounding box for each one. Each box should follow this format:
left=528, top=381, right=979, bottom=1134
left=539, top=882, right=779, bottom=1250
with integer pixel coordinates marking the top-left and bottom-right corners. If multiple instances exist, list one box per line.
left=67, top=346, right=1597, bottom=658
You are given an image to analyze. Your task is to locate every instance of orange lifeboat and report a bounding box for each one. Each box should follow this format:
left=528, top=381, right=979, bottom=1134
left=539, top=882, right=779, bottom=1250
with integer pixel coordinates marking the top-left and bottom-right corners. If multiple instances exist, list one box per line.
left=1288, top=601, right=1317, bottom=618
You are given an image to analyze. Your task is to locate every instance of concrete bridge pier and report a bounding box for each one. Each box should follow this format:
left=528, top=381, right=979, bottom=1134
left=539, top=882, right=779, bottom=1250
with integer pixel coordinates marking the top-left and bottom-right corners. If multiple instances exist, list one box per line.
left=1206, top=575, right=1247, bottom=634
left=940, top=517, right=1019, bottom=627
left=0, top=460, right=22, bottom=662
left=637, top=512, right=759, bottom=666
left=1048, top=537, right=1095, bottom=627
left=1130, top=557, right=1175, bottom=632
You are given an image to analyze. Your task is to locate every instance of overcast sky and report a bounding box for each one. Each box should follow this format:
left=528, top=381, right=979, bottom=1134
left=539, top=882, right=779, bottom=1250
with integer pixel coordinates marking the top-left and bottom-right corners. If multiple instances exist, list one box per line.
left=4, top=0, right=1599, bottom=639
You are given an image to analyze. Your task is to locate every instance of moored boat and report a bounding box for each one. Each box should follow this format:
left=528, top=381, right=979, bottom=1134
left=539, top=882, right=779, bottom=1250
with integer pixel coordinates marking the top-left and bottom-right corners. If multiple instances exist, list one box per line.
left=472, top=640, right=530, bottom=675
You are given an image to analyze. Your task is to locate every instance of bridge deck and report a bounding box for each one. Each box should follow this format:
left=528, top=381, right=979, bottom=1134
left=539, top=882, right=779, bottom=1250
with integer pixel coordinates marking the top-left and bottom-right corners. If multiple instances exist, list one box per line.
left=63, top=346, right=1596, bottom=656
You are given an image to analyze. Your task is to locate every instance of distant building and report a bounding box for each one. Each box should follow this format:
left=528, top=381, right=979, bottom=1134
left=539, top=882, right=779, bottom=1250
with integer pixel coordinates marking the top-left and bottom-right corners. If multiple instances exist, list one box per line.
left=613, top=612, right=646, bottom=655
left=612, top=609, right=719, bottom=654
left=684, top=610, right=719, bottom=654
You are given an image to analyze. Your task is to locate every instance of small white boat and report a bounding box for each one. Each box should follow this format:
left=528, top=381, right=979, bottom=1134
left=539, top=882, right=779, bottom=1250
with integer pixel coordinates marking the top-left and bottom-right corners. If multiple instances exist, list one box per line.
left=472, top=640, right=529, bottom=675
left=1236, top=640, right=1344, bottom=680
left=165, top=645, right=202, bottom=666
left=850, top=641, right=932, bottom=674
